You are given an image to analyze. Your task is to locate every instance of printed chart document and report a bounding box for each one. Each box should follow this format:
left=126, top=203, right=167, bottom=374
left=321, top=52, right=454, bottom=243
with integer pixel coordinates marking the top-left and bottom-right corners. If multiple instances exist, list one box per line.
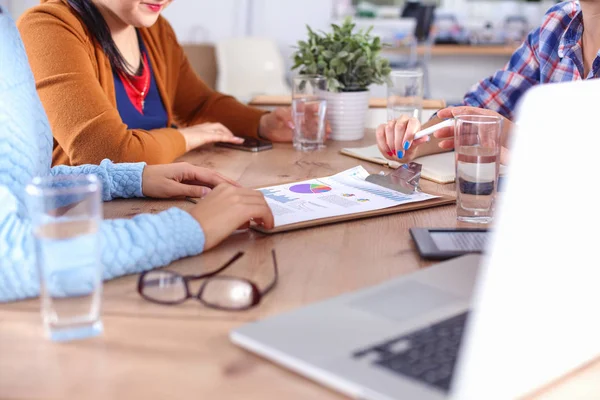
left=258, top=166, right=438, bottom=227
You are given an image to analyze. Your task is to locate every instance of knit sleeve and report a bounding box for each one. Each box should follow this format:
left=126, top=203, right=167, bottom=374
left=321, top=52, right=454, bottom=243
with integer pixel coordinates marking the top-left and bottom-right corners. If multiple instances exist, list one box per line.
left=99, top=207, right=205, bottom=279
left=0, top=184, right=205, bottom=302
left=0, top=9, right=205, bottom=303
left=51, top=160, right=145, bottom=201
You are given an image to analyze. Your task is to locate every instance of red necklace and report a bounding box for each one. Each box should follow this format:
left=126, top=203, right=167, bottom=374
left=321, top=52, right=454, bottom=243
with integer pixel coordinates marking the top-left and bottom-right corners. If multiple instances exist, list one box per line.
left=119, top=53, right=150, bottom=113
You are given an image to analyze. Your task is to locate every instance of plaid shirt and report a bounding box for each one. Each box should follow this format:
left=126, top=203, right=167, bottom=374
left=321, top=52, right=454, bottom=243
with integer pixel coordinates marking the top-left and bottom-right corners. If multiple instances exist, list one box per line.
left=463, top=1, right=598, bottom=120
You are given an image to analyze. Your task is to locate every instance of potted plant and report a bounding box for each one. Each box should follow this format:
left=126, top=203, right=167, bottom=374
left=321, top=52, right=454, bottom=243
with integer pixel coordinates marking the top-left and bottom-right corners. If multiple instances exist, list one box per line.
left=292, top=18, right=391, bottom=141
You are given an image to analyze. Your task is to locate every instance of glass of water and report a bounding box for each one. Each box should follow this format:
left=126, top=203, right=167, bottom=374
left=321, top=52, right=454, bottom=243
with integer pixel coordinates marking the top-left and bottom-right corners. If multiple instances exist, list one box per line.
left=387, top=70, right=423, bottom=122
left=292, top=74, right=327, bottom=151
left=454, top=115, right=502, bottom=224
left=26, top=175, right=103, bottom=341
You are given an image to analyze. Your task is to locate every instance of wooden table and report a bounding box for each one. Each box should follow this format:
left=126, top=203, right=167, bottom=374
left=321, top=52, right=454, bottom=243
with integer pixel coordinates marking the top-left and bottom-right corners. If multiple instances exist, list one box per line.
left=248, top=95, right=446, bottom=110
left=1, top=133, right=599, bottom=399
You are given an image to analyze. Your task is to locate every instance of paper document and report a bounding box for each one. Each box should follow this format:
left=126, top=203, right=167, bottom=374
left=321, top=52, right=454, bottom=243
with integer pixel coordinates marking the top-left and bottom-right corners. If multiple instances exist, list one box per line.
left=258, top=166, right=437, bottom=227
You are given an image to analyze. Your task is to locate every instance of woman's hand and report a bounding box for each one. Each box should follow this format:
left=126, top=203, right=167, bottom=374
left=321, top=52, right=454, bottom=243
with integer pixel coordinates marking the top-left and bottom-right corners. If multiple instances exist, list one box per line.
left=376, top=107, right=514, bottom=165
left=435, top=107, right=513, bottom=165
left=142, top=162, right=240, bottom=199
left=258, top=106, right=331, bottom=142
left=188, top=184, right=275, bottom=250
left=434, top=106, right=513, bottom=146
left=179, top=122, right=244, bottom=151
left=258, top=107, right=295, bottom=142
left=375, top=116, right=430, bottom=162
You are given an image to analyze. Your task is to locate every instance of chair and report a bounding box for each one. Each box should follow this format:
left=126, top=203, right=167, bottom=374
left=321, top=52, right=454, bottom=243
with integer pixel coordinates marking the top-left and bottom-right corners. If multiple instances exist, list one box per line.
left=182, top=44, right=218, bottom=89
left=215, top=38, right=290, bottom=102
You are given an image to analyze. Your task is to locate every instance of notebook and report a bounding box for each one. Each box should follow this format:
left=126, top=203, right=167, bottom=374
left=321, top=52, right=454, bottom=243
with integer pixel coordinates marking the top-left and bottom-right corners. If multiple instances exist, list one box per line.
left=340, top=145, right=457, bottom=184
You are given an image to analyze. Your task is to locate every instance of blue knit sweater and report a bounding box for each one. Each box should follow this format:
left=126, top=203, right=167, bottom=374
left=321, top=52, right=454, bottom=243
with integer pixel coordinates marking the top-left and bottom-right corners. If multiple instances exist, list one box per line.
left=0, top=13, right=205, bottom=302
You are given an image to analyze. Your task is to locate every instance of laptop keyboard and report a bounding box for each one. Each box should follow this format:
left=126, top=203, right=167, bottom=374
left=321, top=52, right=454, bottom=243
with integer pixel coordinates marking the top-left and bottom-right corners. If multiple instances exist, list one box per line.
left=352, top=312, right=469, bottom=393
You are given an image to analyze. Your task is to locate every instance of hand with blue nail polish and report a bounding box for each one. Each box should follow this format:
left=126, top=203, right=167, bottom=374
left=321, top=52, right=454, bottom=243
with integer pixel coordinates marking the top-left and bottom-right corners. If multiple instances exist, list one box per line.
left=375, top=115, right=434, bottom=162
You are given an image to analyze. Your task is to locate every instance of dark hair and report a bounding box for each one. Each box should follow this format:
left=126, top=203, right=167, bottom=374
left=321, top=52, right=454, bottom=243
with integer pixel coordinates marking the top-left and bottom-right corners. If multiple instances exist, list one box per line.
left=67, top=0, right=132, bottom=75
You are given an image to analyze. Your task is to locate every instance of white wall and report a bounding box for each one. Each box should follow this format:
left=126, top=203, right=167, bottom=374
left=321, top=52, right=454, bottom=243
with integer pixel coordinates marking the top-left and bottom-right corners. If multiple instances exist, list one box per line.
left=249, top=0, right=335, bottom=79
left=163, top=0, right=335, bottom=73
left=5, top=0, right=557, bottom=102
left=5, top=0, right=557, bottom=34
left=4, top=0, right=38, bottom=19
left=160, top=0, right=553, bottom=102
left=162, top=0, right=250, bottom=43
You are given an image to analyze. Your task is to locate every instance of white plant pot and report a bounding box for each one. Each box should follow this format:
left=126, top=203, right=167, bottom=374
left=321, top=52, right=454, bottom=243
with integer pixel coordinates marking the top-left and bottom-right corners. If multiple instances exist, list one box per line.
left=321, top=90, right=370, bottom=141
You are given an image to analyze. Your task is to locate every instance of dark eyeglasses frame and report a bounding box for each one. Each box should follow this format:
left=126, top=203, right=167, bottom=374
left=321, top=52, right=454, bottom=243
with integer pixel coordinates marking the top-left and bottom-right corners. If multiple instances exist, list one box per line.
left=137, top=250, right=278, bottom=311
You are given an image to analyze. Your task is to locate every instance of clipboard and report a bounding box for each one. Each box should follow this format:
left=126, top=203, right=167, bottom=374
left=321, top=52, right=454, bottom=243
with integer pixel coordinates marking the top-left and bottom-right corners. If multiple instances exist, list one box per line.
left=251, top=193, right=454, bottom=234
left=339, top=146, right=403, bottom=169
left=251, top=165, right=454, bottom=234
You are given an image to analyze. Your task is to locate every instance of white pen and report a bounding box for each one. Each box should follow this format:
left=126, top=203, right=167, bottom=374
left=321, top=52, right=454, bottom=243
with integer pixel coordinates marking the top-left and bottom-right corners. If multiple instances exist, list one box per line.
left=413, top=118, right=455, bottom=140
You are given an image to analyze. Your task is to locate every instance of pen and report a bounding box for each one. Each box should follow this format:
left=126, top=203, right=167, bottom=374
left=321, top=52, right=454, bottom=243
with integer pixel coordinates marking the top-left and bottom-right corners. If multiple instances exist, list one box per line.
left=413, top=118, right=455, bottom=140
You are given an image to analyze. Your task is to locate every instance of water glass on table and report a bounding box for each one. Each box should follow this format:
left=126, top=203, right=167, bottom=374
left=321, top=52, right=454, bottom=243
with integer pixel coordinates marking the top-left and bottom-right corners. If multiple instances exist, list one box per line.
left=26, top=175, right=104, bottom=341
left=386, top=70, right=423, bottom=122
left=292, top=74, right=327, bottom=151
left=454, top=115, right=502, bottom=224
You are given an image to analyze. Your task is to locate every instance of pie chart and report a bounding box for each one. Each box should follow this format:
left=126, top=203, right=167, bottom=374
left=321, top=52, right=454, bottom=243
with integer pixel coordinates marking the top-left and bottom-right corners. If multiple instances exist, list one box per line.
left=289, top=183, right=332, bottom=194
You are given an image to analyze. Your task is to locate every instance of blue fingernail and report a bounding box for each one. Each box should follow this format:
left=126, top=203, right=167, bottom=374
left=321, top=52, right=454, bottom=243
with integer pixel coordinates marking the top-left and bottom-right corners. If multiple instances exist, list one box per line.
left=403, top=141, right=410, bottom=150
left=397, top=150, right=404, bottom=158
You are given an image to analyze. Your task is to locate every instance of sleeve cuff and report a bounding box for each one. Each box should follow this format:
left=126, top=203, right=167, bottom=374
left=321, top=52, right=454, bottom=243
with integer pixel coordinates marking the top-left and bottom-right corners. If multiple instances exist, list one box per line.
left=159, top=207, right=206, bottom=256
left=100, top=159, right=146, bottom=199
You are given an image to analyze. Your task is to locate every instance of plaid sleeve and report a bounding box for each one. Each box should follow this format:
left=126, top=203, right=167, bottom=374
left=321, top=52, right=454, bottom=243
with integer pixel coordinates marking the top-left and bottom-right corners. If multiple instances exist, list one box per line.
left=463, top=28, right=541, bottom=120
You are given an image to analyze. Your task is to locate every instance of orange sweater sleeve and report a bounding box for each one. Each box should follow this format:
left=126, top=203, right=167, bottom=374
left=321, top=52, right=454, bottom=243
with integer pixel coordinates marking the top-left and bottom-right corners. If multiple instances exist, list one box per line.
left=18, top=9, right=186, bottom=166
left=160, top=21, right=267, bottom=138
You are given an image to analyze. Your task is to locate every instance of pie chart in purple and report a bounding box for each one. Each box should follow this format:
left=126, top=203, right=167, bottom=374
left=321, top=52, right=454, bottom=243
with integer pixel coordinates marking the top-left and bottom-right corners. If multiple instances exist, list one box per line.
left=289, top=183, right=332, bottom=194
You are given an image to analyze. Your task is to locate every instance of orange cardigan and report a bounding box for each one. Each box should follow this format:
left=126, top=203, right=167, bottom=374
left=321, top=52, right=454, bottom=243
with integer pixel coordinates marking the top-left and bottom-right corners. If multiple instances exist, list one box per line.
left=18, top=0, right=266, bottom=166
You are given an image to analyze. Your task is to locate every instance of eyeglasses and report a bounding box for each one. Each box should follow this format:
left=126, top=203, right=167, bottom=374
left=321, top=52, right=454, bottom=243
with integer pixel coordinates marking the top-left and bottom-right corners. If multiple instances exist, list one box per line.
left=137, top=250, right=278, bottom=310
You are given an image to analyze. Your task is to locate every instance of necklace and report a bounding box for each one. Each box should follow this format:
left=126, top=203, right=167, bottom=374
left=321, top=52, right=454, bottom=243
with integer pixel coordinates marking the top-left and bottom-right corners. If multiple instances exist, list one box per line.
left=120, top=53, right=150, bottom=111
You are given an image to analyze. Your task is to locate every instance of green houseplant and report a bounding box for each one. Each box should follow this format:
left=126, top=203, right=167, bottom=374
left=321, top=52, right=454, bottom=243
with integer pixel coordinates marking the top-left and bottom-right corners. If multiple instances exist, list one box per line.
left=291, top=18, right=392, bottom=140
left=292, top=18, right=391, bottom=93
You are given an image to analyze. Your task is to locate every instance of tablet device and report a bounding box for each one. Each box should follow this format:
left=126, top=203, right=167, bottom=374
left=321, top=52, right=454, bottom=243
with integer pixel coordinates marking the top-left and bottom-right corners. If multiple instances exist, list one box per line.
left=409, top=228, right=489, bottom=260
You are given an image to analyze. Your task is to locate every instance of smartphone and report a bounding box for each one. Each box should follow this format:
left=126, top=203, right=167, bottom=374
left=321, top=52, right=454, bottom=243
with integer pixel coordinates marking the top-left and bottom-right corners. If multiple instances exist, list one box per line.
left=410, top=228, right=489, bottom=260
left=216, top=136, right=273, bottom=152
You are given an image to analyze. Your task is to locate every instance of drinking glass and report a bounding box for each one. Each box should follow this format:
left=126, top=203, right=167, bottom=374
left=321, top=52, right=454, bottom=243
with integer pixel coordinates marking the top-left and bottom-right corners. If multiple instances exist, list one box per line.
left=454, top=115, right=502, bottom=223
left=292, top=74, right=327, bottom=151
left=387, top=70, right=423, bottom=122
left=26, top=175, right=104, bottom=341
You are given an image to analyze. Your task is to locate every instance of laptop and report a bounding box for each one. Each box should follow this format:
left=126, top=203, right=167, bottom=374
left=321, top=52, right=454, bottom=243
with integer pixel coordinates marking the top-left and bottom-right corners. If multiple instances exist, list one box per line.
left=230, top=79, right=600, bottom=400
